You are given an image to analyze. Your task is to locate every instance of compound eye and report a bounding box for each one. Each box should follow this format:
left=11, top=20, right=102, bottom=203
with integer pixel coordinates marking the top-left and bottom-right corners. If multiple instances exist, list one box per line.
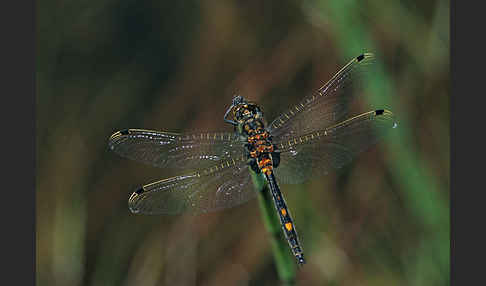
left=232, top=95, right=244, bottom=106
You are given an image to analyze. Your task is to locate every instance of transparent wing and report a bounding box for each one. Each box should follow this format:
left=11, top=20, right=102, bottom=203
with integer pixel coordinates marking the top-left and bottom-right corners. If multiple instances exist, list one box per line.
left=273, top=110, right=397, bottom=184
left=108, top=129, right=246, bottom=170
left=268, top=53, right=375, bottom=140
left=128, top=156, right=256, bottom=214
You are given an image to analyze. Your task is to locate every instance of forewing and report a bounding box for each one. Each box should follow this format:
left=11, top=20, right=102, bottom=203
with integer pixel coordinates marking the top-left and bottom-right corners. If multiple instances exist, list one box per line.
left=273, top=110, right=397, bottom=184
left=128, top=156, right=256, bottom=214
left=108, top=129, right=246, bottom=170
left=268, top=53, right=375, bottom=140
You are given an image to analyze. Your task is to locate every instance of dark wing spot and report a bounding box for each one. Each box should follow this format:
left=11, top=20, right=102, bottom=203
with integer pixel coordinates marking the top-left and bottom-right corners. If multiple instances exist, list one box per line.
left=375, top=109, right=384, bottom=115
left=135, top=187, right=144, bottom=194
left=120, top=129, right=130, bottom=135
left=357, top=54, right=365, bottom=62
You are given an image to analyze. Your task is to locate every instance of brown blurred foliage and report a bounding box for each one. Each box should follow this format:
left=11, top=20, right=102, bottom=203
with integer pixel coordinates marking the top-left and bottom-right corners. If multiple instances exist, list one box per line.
left=37, top=0, right=449, bottom=285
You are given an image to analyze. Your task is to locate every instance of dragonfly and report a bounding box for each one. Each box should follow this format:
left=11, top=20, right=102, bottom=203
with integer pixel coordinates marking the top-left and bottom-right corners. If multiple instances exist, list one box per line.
left=108, top=53, right=397, bottom=265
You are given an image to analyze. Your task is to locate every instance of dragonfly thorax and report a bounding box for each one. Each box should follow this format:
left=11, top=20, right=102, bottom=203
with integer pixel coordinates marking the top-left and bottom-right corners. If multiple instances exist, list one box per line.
left=234, top=102, right=277, bottom=176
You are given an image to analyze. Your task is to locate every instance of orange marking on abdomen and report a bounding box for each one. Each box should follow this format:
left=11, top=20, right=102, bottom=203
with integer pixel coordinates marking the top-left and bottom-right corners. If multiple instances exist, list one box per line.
left=281, top=209, right=287, bottom=216
left=261, top=166, right=273, bottom=175
left=285, top=222, right=293, bottom=231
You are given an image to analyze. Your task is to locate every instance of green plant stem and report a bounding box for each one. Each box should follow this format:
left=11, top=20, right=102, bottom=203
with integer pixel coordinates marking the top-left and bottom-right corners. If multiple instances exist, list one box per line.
left=249, top=167, right=296, bottom=285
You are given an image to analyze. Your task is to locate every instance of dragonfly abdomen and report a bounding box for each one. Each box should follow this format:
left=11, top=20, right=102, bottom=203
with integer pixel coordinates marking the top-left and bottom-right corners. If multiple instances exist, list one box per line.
left=266, top=173, right=306, bottom=265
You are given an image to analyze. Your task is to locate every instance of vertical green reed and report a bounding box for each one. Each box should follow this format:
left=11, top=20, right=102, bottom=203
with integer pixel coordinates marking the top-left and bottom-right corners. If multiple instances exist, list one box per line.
left=313, top=0, right=450, bottom=284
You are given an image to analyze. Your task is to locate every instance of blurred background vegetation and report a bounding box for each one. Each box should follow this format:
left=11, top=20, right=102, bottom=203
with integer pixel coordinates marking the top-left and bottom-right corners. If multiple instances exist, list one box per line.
left=37, top=0, right=449, bottom=285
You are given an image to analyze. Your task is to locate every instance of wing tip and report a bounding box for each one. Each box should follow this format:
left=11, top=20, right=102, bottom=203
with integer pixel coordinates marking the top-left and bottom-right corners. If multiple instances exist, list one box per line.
left=135, top=186, right=144, bottom=194
left=128, top=187, right=144, bottom=214
left=374, top=109, right=398, bottom=128
left=108, top=129, right=131, bottom=142
left=374, top=109, right=394, bottom=117
left=356, top=52, right=375, bottom=63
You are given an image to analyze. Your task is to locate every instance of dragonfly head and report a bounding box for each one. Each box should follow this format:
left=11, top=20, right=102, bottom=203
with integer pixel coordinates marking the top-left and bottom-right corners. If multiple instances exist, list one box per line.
left=224, top=95, right=264, bottom=127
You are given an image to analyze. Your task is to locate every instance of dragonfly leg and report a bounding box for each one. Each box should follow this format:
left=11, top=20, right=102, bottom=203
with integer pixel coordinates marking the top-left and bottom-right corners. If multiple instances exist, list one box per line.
left=223, top=103, right=238, bottom=126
